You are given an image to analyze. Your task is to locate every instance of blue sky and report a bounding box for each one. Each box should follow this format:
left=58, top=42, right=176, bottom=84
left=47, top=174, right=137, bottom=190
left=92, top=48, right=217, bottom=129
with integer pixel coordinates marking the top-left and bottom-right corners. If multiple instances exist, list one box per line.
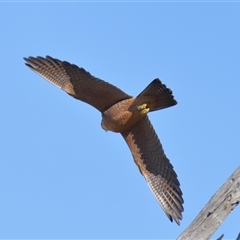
left=1, top=2, right=240, bottom=239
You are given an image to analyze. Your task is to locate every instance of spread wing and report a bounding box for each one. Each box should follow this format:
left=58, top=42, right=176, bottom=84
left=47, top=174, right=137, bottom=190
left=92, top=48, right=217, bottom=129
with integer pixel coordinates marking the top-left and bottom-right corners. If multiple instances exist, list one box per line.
left=24, top=56, right=131, bottom=112
left=121, top=116, right=183, bottom=225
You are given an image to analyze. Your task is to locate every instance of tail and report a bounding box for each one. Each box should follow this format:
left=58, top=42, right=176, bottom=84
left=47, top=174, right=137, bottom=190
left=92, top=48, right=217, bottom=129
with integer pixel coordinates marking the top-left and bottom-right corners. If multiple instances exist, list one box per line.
left=134, top=79, right=177, bottom=112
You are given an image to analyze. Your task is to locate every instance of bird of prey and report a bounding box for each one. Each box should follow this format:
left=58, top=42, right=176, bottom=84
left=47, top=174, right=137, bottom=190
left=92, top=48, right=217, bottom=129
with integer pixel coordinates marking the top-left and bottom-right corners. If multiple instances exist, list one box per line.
left=24, top=55, right=184, bottom=225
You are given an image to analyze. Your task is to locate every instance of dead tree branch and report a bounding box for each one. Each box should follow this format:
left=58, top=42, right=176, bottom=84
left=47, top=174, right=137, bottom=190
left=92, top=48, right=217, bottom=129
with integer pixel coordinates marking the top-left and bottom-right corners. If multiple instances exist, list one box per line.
left=177, top=166, right=240, bottom=240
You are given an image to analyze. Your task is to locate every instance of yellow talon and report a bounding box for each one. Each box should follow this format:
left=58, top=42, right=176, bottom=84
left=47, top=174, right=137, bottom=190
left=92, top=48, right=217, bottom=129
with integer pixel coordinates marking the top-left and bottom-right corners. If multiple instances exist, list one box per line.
left=137, top=103, right=147, bottom=110
left=137, top=103, right=149, bottom=115
left=140, top=108, right=149, bottom=115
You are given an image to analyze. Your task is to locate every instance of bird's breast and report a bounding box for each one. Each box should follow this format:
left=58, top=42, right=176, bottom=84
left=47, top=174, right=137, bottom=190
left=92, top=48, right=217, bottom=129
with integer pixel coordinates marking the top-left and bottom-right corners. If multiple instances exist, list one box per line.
left=101, top=98, right=145, bottom=133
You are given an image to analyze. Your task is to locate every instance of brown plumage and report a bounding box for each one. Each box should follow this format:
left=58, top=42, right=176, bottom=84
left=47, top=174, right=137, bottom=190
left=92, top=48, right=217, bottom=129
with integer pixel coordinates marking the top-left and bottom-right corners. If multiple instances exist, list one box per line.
left=24, top=55, right=184, bottom=225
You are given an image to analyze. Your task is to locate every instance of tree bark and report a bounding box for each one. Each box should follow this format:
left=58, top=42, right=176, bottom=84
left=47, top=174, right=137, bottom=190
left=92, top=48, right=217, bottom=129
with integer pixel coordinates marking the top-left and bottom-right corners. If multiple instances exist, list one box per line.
left=177, top=166, right=240, bottom=240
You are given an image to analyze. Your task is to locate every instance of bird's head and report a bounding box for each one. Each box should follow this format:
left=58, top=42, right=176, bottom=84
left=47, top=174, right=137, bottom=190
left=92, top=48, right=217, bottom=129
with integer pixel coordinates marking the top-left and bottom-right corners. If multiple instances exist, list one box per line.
left=101, top=120, right=109, bottom=132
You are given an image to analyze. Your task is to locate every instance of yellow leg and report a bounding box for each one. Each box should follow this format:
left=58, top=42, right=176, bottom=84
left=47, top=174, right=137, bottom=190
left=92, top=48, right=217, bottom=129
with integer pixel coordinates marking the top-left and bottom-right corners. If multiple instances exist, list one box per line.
left=137, top=103, right=147, bottom=110
left=137, top=103, right=150, bottom=115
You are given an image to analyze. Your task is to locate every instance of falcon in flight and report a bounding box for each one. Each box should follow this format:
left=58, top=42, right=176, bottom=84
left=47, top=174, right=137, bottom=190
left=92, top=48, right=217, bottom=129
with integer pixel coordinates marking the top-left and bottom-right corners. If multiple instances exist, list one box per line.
left=24, top=56, right=184, bottom=225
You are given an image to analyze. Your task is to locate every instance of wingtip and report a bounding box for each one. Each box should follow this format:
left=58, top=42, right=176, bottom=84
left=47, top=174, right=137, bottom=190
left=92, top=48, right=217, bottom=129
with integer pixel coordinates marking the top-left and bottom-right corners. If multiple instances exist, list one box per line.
left=24, top=57, right=34, bottom=69
left=175, top=219, right=181, bottom=226
left=166, top=212, right=181, bottom=225
left=23, top=57, right=30, bottom=64
left=23, top=56, right=32, bottom=65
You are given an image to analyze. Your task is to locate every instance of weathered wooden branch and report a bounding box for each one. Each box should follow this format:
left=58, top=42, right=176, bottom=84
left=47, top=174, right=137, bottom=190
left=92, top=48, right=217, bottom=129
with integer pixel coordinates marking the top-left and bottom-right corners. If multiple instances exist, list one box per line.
left=177, top=166, right=240, bottom=240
